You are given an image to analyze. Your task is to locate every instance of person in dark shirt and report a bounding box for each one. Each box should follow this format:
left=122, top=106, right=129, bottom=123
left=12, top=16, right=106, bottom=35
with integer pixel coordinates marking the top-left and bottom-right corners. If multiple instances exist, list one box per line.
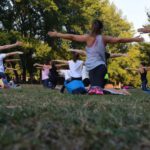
left=49, top=61, right=58, bottom=89
left=126, top=62, right=150, bottom=91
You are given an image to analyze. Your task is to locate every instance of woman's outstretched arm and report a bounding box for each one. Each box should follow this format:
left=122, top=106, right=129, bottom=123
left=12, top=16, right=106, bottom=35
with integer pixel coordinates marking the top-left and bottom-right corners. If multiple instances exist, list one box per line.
left=138, top=27, right=150, bottom=33
left=0, top=41, right=23, bottom=51
left=125, top=68, right=139, bottom=72
left=5, top=51, right=23, bottom=57
left=52, top=60, right=68, bottom=64
left=48, top=31, right=88, bottom=42
left=33, top=63, right=51, bottom=69
left=110, top=53, right=128, bottom=58
left=103, top=36, right=144, bottom=45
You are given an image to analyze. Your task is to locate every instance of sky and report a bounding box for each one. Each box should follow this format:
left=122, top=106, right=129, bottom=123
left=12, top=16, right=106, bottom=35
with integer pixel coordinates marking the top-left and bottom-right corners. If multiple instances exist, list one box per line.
left=109, top=0, right=150, bottom=42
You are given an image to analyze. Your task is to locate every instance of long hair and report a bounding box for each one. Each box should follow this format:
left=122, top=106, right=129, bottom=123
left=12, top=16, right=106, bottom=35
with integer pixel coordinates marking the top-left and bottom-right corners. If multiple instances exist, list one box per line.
left=91, top=20, right=103, bottom=35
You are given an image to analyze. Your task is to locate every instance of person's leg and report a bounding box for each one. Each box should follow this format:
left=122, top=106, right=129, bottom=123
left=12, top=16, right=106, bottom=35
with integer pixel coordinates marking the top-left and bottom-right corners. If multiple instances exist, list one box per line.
left=89, top=65, right=107, bottom=94
left=89, top=67, right=97, bottom=94
left=47, top=79, right=55, bottom=88
left=60, top=85, right=65, bottom=93
left=146, top=79, right=148, bottom=89
left=142, top=79, right=148, bottom=91
left=89, top=65, right=107, bottom=88
left=61, top=78, right=72, bottom=93
left=42, top=79, right=48, bottom=87
left=83, top=78, right=90, bottom=87
left=60, top=70, right=71, bottom=93
left=0, top=72, right=6, bottom=79
left=89, top=69, right=95, bottom=87
left=141, top=80, right=145, bottom=90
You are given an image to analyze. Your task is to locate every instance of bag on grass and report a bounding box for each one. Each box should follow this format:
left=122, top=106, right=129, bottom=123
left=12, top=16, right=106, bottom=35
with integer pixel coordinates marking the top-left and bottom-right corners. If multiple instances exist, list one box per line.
left=64, top=80, right=87, bottom=94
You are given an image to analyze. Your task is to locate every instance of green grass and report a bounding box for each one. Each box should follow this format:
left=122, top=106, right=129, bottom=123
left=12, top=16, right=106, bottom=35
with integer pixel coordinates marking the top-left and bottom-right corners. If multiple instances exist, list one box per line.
left=0, top=85, right=150, bottom=150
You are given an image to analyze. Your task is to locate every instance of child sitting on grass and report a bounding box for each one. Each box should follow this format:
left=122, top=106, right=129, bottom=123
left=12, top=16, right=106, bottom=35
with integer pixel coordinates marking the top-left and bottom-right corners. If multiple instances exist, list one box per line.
left=53, top=51, right=85, bottom=94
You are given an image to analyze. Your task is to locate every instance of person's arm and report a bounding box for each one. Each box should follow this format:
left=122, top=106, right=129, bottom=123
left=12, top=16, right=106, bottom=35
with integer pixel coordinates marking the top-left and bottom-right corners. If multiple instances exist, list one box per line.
left=5, top=59, right=20, bottom=62
left=110, top=53, right=128, bottom=58
left=5, top=51, right=23, bottom=57
left=56, top=64, right=68, bottom=67
left=52, top=60, right=68, bottom=64
left=55, top=64, right=69, bottom=70
left=103, top=36, right=144, bottom=45
left=33, top=63, right=51, bottom=69
left=0, top=41, right=23, bottom=51
left=138, top=27, right=150, bottom=33
left=33, top=63, right=44, bottom=67
left=146, top=68, right=150, bottom=71
left=125, top=68, right=139, bottom=72
left=5, top=67, right=18, bottom=71
left=35, top=67, right=42, bottom=69
left=143, top=67, right=150, bottom=71
left=69, top=49, right=86, bottom=56
left=48, top=31, right=88, bottom=42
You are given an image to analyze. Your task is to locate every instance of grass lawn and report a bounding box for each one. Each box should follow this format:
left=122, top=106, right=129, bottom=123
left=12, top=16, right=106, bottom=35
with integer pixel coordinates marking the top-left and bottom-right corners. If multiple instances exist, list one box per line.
left=0, top=85, right=150, bottom=150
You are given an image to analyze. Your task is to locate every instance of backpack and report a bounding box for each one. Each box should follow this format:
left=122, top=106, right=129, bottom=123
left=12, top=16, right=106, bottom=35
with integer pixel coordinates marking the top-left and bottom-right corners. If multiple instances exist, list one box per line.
left=64, top=80, right=87, bottom=94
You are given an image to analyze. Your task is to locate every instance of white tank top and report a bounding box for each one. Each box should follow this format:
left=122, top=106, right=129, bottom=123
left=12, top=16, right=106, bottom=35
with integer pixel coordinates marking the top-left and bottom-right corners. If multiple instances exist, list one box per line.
left=85, top=35, right=106, bottom=71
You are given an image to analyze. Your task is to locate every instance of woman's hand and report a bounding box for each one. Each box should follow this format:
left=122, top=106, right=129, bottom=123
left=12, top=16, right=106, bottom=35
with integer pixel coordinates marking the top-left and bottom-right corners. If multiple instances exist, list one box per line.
left=138, top=26, right=150, bottom=33
left=133, top=36, right=144, bottom=42
left=16, top=51, right=24, bottom=55
left=48, top=31, right=58, bottom=37
left=15, top=41, right=23, bottom=46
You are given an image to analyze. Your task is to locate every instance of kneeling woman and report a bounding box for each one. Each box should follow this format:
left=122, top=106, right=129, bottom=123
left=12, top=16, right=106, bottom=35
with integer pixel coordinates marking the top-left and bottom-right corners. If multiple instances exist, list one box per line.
left=48, top=20, right=143, bottom=95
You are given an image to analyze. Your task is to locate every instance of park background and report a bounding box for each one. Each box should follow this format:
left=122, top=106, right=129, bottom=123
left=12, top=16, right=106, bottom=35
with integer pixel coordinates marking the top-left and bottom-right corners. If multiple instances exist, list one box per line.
left=0, top=1, right=150, bottom=150
left=0, top=0, right=150, bottom=87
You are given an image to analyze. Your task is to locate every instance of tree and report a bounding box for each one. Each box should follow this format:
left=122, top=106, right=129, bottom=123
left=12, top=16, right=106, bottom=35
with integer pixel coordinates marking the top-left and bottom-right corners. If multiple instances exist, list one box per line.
left=0, top=0, right=142, bottom=85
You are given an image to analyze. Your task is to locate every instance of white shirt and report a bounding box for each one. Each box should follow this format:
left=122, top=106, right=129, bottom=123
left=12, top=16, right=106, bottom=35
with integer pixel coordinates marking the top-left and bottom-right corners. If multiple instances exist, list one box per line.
left=59, top=69, right=71, bottom=80
left=82, top=65, right=89, bottom=80
left=68, top=60, right=83, bottom=78
left=0, top=54, right=6, bottom=73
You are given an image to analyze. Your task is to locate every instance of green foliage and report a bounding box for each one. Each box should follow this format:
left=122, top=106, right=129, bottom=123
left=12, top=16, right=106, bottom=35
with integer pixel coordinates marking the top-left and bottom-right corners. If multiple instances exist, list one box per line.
left=0, top=0, right=147, bottom=85
left=108, top=45, right=142, bottom=87
left=0, top=31, right=53, bottom=81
